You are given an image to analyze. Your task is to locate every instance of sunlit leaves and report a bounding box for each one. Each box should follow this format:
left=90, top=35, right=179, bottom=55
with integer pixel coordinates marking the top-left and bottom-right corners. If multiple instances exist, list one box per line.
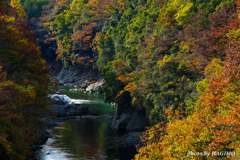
left=10, top=0, right=27, bottom=17
left=35, top=1, right=240, bottom=159
left=135, top=7, right=240, bottom=158
left=175, top=2, right=193, bottom=25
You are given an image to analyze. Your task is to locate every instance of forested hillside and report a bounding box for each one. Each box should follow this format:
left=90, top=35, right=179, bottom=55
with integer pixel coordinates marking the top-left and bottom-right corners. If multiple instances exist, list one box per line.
left=29, top=0, right=240, bottom=159
left=0, top=0, right=50, bottom=159
left=34, top=0, right=240, bottom=158
left=2, top=0, right=240, bottom=159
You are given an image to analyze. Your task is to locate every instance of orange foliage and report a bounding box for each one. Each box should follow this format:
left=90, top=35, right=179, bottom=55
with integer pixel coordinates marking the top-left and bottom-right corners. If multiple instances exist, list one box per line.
left=89, top=59, right=94, bottom=62
left=56, top=53, right=62, bottom=59
left=113, top=60, right=129, bottom=75
left=118, top=0, right=125, bottom=12
left=74, top=31, right=85, bottom=40
left=82, top=36, right=92, bottom=42
left=43, top=22, right=50, bottom=28
left=23, top=79, right=29, bottom=83
left=179, top=52, right=208, bottom=72
left=135, top=39, right=240, bottom=160
left=136, top=5, right=144, bottom=11
left=83, top=43, right=91, bottom=49
left=117, top=72, right=136, bottom=83
left=236, top=0, right=240, bottom=13
left=124, top=82, right=136, bottom=93
left=182, top=4, right=239, bottom=59
left=78, top=56, right=91, bottom=63
left=0, top=2, right=50, bottom=159
left=78, top=57, right=86, bottom=61
left=154, top=0, right=164, bottom=7
left=73, top=23, right=97, bottom=50
left=56, top=0, right=68, bottom=6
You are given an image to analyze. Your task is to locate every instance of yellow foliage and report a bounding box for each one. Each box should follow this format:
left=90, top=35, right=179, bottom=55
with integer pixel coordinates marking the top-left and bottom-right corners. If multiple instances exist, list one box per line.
left=175, top=2, right=193, bottom=25
left=124, top=82, right=136, bottom=93
left=158, top=54, right=175, bottom=69
left=43, top=22, right=51, bottom=27
left=135, top=57, right=240, bottom=160
left=204, top=58, right=223, bottom=79
left=93, top=32, right=105, bottom=52
left=10, top=0, right=27, bottom=17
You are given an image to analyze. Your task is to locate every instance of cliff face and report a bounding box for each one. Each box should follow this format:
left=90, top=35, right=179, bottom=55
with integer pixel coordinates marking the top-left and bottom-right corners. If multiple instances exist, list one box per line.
left=111, top=107, right=147, bottom=133
left=31, top=19, right=104, bottom=93
left=51, top=66, right=105, bottom=93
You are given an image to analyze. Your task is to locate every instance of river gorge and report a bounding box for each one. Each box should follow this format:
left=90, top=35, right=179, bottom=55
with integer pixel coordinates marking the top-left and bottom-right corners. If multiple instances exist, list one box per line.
left=34, top=86, right=137, bottom=160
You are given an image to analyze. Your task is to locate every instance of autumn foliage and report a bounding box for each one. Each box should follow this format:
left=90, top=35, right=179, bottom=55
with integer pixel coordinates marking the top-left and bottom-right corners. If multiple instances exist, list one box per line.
left=26, top=0, right=240, bottom=159
left=135, top=40, right=240, bottom=159
left=0, top=1, right=50, bottom=159
left=134, top=3, right=240, bottom=158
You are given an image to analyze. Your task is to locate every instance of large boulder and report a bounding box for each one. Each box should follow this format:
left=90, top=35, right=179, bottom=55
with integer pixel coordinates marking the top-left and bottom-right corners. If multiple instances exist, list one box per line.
left=85, top=78, right=105, bottom=93
left=111, top=107, right=147, bottom=133
left=125, top=108, right=147, bottom=132
left=111, top=113, right=130, bottom=133
left=48, top=94, right=73, bottom=105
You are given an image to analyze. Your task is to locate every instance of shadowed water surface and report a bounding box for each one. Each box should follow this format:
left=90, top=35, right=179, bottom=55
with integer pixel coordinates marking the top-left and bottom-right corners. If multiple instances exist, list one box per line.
left=35, top=86, right=136, bottom=160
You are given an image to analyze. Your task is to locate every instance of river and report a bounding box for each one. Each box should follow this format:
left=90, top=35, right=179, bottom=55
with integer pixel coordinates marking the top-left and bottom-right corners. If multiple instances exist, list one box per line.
left=34, top=86, right=136, bottom=160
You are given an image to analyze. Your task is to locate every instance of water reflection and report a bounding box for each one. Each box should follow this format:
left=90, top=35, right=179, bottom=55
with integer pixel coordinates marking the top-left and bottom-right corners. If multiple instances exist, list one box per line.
left=36, top=87, right=136, bottom=160
left=59, top=86, right=106, bottom=101
left=58, top=86, right=116, bottom=115
left=37, top=116, right=135, bottom=160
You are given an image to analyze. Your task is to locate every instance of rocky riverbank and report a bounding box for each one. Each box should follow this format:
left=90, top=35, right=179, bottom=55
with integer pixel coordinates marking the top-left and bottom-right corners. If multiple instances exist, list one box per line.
left=51, top=66, right=105, bottom=93
left=28, top=91, right=147, bottom=160
left=46, top=104, right=89, bottom=125
left=110, top=107, right=146, bottom=148
left=111, top=107, right=147, bottom=134
left=112, top=131, right=144, bottom=148
left=28, top=95, right=90, bottom=160
left=48, top=63, right=147, bottom=141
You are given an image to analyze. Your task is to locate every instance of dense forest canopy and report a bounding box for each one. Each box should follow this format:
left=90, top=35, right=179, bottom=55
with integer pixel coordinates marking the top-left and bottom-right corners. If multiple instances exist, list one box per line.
left=0, top=0, right=50, bottom=159
left=0, top=0, right=240, bottom=159
left=36, top=0, right=240, bottom=158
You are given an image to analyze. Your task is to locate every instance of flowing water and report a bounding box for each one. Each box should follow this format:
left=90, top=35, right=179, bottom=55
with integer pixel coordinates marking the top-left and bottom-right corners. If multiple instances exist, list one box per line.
left=35, top=86, right=136, bottom=160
